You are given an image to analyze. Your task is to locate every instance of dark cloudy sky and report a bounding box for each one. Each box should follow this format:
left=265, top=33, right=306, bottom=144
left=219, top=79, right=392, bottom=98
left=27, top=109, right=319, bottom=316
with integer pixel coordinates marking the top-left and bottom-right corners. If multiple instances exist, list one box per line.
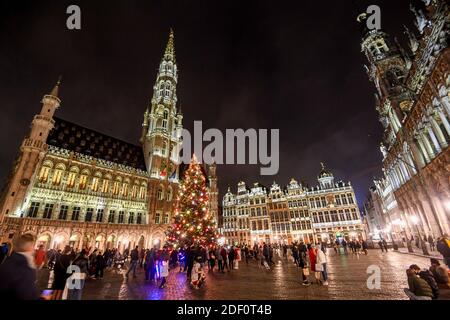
left=0, top=0, right=417, bottom=207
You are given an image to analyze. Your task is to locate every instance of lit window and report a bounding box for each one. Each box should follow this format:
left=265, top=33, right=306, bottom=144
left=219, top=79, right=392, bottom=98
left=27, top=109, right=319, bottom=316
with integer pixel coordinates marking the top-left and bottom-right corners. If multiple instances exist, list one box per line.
left=140, top=186, right=146, bottom=199
left=131, top=185, right=138, bottom=198
left=52, top=169, right=63, bottom=186
left=79, top=175, right=88, bottom=190
left=67, top=172, right=76, bottom=187
left=113, top=181, right=120, bottom=195
left=39, top=167, right=50, bottom=183
left=102, top=179, right=109, bottom=193
left=91, top=177, right=99, bottom=192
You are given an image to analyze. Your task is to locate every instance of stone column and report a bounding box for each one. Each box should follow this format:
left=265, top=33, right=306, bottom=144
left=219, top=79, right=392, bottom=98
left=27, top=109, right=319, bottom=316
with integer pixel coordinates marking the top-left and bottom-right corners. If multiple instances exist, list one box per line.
left=416, top=136, right=431, bottom=163
left=426, top=123, right=442, bottom=153
left=430, top=115, right=448, bottom=148
left=419, top=131, right=435, bottom=159
left=437, top=107, right=450, bottom=136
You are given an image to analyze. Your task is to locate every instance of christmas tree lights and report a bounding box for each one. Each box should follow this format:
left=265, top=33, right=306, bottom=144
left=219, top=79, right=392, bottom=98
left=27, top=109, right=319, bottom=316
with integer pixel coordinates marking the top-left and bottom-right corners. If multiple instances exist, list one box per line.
left=166, top=154, right=217, bottom=247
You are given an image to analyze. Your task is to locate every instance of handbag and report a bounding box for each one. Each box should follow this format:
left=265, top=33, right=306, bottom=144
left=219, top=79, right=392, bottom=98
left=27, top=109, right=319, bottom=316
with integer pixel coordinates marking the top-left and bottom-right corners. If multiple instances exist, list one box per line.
left=302, top=267, right=310, bottom=276
left=315, top=263, right=323, bottom=272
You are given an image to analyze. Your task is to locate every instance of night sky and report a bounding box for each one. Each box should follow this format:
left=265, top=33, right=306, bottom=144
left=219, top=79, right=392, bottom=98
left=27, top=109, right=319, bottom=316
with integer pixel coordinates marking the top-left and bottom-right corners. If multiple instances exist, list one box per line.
left=0, top=0, right=416, bottom=207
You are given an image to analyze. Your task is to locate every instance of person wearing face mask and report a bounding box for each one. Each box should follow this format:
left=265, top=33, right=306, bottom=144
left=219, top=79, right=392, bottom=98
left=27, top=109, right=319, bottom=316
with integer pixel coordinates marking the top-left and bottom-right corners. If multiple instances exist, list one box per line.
left=0, top=234, right=39, bottom=300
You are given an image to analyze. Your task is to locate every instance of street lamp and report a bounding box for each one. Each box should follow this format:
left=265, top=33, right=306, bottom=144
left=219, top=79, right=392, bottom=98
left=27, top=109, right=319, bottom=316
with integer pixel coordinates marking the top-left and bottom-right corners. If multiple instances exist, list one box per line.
left=410, top=215, right=430, bottom=256
left=392, top=218, right=413, bottom=252
left=384, top=224, right=398, bottom=251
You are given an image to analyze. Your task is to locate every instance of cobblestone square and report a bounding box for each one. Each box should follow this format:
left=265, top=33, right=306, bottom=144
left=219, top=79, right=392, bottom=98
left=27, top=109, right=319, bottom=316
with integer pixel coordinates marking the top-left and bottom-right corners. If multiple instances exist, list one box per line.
left=73, top=250, right=435, bottom=300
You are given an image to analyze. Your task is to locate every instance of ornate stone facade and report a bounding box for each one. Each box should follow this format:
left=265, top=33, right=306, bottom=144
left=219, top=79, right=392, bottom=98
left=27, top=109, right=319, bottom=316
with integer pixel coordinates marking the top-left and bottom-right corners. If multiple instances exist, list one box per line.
left=0, top=32, right=190, bottom=251
left=358, top=0, right=450, bottom=240
left=222, top=164, right=364, bottom=245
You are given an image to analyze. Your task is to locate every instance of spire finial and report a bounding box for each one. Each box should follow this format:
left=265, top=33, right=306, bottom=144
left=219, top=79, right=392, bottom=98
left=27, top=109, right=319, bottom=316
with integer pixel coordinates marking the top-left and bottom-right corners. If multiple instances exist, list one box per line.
left=320, top=162, right=325, bottom=170
left=164, top=28, right=175, bottom=58
left=49, top=75, right=62, bottom=97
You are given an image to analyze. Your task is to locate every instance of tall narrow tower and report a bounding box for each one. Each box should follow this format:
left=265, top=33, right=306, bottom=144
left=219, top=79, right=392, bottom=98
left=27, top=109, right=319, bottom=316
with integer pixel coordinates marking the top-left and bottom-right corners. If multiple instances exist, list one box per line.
left=142, top=30, right=183, bottom=181
left=357, top=12, right=413, bottom=148
left=0, top=79, right=61, bottom=219
left=207, top=162, right=219, bottom=225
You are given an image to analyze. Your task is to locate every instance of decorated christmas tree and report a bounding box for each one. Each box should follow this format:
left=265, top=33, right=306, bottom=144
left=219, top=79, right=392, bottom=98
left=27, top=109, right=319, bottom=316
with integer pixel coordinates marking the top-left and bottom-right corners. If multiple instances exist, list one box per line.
left=166, top=154, right=217, bottom=248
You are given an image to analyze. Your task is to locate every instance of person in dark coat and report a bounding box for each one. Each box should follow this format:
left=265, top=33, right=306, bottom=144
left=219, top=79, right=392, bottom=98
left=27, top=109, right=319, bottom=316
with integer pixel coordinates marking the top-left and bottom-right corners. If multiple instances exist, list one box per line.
left=186, top=245, right=195, bottom=279
left=0, top=234, right=38, bottom=300
left=228, top=246, right=235, bottom=270
left=52, top=245, right=73, bottom=299
left=144, top=249, right=155, bottom=281
left=437, top=235, right=450, bottom=268
left=95, top=251, right=106, bottom=279
left=126, top=246, right=139, bottom=278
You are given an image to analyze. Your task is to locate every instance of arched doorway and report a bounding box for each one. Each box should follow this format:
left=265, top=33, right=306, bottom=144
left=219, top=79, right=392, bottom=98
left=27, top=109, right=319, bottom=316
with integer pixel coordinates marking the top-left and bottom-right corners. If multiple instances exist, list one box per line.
left=106, top=235, right=116, bottom=249
left=53, top=234, right=68, bottom=250
left=69, top=234, right=80, bottom=250
left=138, top=235, right=145, bottom=249
left=83, top=234, right=93, bottom=251
left=95, top=235, right=104, bottom=251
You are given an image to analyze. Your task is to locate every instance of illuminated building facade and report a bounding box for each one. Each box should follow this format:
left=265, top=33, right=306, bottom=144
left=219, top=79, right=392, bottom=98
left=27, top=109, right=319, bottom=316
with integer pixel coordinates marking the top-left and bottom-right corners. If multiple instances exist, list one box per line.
left=358, top=0, right=450, bottom=242
left=222, top=164, right=364, bottom=245
left=0, top=32, right=188, bottom=251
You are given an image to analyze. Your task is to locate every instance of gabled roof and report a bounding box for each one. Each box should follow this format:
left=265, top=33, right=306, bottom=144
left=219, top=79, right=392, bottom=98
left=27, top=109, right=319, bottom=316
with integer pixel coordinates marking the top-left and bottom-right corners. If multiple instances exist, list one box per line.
left=47, top=117, right=147, bottom=171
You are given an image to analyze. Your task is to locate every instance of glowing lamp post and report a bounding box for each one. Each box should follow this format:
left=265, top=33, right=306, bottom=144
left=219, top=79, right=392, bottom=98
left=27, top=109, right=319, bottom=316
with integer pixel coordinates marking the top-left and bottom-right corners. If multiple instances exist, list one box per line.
left=410, top=215, right=430, bottom=256
left=393, top=218, right=413, bottom=253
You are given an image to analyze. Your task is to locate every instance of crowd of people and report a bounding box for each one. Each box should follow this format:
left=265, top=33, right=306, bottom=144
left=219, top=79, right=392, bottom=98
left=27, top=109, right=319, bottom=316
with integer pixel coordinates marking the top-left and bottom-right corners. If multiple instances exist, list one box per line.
left=405, top=258, right=450, bottom=300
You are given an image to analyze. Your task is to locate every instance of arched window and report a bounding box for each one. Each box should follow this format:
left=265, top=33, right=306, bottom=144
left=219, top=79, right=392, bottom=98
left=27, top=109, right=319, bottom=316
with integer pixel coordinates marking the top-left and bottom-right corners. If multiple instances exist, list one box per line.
left=52, top=164, right=65, bottom=186
left=91, top=172, right=101, bottom=192
left=166, top=187, right=172, bottom=201
left=157, top=186, right=164, bottom=200
left=39, top=167, right=50, bottom=183
left=79, top=169, right=90, bottom=190
left=102, top=175, right=111, bottom=193
left=162, top=110, right=169, bottom=129
left=131, top=183, right=138, bottom=198
left=67, top=166, right=79, bottom=188
left=140, top=183, right=146, bottom=199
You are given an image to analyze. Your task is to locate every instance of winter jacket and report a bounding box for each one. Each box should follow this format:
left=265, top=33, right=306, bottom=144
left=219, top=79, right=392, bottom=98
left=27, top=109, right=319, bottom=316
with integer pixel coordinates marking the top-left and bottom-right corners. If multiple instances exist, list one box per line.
left=419, top=270, right=439, bottom=298
left=53, top=253, right=72, bottom=290
left=308, top=249, right=316, bottom=272
left=0, top=252, right=38, bottom=300
left=34, top=249, right=46, bottom=267
left=437, top=239, right=450, bottom=258
left=408, top=273, right=434, bottom=298
left=220, top=248, right=227, bottom=259
left=160, top=260, right=169, bottom=277
left=316, top=249, right=327, bottom=265
left=73, top=255, right=89, bottom=274
left=130, top=249, right=139, bottom=261
left=430, top=265, right=450, bottom=287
